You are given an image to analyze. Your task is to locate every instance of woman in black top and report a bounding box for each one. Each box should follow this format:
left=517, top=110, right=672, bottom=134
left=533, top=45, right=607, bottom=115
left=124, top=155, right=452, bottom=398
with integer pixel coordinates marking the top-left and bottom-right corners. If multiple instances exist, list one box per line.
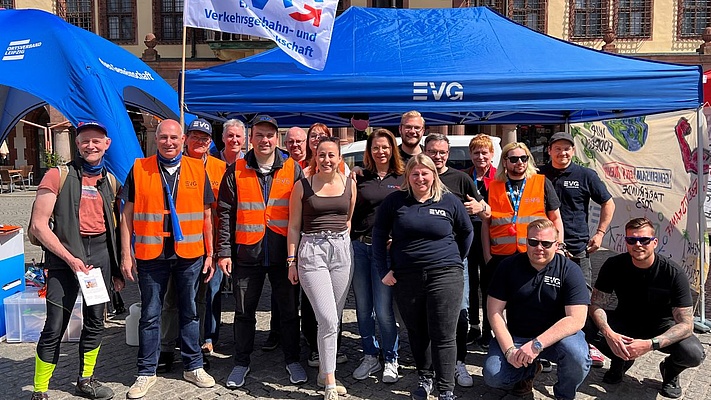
left=351, top=129, right=404, bottom=383
left=373, top=155, right=473, bottom=400
left=287, top=137, right=356, bottom=400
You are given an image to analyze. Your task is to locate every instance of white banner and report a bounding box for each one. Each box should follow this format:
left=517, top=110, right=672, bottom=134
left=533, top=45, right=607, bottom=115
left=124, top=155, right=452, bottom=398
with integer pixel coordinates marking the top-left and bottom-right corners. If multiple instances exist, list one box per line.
left=572, top=110, right=710, bottom=292
left=184, top=0, right=338, bottom=71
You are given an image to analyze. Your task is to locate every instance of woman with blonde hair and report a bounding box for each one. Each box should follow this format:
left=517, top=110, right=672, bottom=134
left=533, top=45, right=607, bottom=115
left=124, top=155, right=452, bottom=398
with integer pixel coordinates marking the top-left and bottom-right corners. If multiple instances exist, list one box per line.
left=372, top=155, right=473, bottom=400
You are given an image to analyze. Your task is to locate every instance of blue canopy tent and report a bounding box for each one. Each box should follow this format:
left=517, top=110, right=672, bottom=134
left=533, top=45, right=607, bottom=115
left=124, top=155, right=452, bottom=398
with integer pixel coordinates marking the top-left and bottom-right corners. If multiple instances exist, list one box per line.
left=182, top=7, right=702, bottom=127
left=0, top=8, right=187, bottom=182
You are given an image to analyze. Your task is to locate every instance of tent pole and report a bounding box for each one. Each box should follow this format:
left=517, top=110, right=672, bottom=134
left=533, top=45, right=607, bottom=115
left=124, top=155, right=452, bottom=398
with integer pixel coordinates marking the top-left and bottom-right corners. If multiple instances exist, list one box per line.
left=179, top=21, right=188, bottom=129
left=696, top=107, right=709, bottom=331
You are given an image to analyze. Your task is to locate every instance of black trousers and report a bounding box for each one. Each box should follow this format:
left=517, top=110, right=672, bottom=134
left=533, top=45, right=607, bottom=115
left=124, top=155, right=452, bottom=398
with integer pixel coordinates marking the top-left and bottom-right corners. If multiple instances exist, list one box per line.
left=394, top=266, right=463, bottom=394
left=37, top=233, right=110, bottom=375
left=232, top=264, right=301, bottom=366
left=584, top=310, right=706, bottom=378
left=467, top=221, right=485, bottom=327
left=479, top=254, right=512, bottom=343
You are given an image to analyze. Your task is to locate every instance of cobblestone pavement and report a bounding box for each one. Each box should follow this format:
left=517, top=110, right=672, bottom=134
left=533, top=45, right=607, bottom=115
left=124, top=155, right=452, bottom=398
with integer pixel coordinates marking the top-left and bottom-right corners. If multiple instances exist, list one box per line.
left=1, top=190, right=710, bottom=400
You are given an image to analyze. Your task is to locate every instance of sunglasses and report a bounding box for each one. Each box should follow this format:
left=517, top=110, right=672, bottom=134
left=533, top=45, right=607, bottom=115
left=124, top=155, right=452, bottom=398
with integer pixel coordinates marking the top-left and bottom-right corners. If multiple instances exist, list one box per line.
left=624, top=236, right=655, bottom=245
left=527, top=238, right=556, bottom=249
left=507, top=155, right=529, bottom=164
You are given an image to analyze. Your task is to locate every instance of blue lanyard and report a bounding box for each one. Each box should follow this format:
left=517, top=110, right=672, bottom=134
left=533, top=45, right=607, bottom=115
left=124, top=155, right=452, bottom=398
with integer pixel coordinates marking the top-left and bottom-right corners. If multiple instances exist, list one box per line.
left=506, top=178, right=526, bottom=225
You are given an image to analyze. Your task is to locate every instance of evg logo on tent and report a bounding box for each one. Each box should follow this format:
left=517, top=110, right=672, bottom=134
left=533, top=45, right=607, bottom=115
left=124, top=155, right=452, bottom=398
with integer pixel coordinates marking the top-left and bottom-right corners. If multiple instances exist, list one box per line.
left=412, top=82, right=464, bottom=101
left=3, top=39, right=42, bottom=61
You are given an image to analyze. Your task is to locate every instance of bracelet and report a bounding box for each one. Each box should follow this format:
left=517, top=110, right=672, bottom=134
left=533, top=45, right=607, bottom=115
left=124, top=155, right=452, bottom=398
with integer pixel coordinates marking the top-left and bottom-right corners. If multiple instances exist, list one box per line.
left=287, top=255, right=296, bottom=260
left=504, top=346, right=516, bottom=359
left=596, top=229, right=606, bottom=235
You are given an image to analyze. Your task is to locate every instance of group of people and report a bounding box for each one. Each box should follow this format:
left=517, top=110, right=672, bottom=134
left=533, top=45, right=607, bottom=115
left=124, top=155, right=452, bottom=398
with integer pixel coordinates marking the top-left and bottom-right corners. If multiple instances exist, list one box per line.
left=27, top=111, right=705, bottom=400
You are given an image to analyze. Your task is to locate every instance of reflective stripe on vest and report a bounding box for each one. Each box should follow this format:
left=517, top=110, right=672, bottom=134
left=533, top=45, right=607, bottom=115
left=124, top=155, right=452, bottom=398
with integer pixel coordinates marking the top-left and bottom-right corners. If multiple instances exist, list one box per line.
left=488, top=174, right=547, bottom=255
left=234, top=157, right=295, bottom=245
left=133, top=155, right=207, bottom=260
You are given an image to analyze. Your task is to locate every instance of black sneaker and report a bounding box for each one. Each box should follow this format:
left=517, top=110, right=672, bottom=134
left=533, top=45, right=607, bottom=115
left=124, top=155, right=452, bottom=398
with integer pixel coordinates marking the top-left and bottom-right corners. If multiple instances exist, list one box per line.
left=467, top=325, right=482, bottom=344
left=203, top=354, right=211, bottom=371
left=476, top=338, right=490, bottom=351
left=157, top=351, right=174, bottom=374
left=659, top=361, right=682, bottom=398
left=602, top=359, right=634, bottom=384
left=30, top=392, right=49, bottom=400
left=75, top=377, right=114, bottom=400
left=438, top=390, right=457, bottom=400
left=261, top=331, right=280, bottom=351
left=540, top=359, right=553, bottom=373
left=411, top=375, right=433, bottom=400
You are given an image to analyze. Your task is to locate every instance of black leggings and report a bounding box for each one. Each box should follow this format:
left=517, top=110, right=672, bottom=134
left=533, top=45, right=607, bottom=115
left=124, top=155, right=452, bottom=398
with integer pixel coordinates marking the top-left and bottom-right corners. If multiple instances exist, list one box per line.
left=37, top=234, right=110, bottom=374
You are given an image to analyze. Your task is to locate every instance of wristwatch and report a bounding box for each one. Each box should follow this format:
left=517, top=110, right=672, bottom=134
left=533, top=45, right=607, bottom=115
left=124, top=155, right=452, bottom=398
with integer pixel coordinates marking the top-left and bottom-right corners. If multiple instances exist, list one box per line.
left=532, top=338, right=544, bottom=353
left=651, top=337, right=661, bottom=351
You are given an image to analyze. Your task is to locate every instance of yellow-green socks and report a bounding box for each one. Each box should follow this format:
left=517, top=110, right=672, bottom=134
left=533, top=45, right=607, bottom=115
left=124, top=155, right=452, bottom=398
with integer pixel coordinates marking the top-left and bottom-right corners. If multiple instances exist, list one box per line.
left=33, top=354, right=56, bottom=392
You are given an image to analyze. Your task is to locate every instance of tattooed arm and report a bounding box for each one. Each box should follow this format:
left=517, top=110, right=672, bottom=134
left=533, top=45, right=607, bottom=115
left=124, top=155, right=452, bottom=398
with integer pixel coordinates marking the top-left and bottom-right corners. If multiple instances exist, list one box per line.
left=590, top=288, right=634, bottom=360
left=656, top=306, right=694, bottom=347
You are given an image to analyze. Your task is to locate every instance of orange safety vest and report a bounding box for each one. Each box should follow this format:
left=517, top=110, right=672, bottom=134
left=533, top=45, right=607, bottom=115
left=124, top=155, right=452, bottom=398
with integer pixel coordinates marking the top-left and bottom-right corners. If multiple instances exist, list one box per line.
left=205, top=155, right=226, bottom=229
left=132, top=155, right=207, bottom=260
left=234, top=157, right=295, bottom=244
left=488, top=174, right=547, bottom=255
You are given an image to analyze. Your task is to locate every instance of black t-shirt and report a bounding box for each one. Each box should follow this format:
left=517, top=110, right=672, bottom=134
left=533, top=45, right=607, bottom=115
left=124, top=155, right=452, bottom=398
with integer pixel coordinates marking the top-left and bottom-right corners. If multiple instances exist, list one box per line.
left=351, top=170, right=404, bottom=239
left=439, top=168, right=482, bottom=203
left=507, top=177, right=561, bottom=212
left=398, top=144, right=424, bottom=164
left=372, top=190, right=473, bottom=279
left=595, top=253, right=692, bottom=332
left=122, top=165, right=214, bottom=260
left=488, top=253, right=589, bottom=338
left=540, top=162, right=612, bottom=253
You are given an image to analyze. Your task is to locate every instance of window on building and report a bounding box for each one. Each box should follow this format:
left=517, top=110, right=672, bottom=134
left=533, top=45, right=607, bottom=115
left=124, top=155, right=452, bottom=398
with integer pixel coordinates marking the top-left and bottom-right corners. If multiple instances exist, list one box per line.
left=472, top=0, right=505, bottom=12
left=62, top=0, right=94, bottom=32
left=615, top=0, right=651, bottom=38
left=570, top=0, right=609, bottom=39
left=372, top=0, right=403, bottom=7
left=103, top=0, right=136, bottom=43
left=510, top=0, right=546, bottom=33
left=153, top=0, right=204, bottom=43
left=0, top=0, right=14, bottom=9
left=678, top=0, right=711, bottom=38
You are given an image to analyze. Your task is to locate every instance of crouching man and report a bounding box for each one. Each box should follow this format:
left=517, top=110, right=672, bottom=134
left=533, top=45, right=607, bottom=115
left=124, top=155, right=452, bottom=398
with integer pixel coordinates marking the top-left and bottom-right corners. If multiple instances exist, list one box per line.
left=585, top=217, right=705, bottom=398
left=483, top=218, right=591, bottom=400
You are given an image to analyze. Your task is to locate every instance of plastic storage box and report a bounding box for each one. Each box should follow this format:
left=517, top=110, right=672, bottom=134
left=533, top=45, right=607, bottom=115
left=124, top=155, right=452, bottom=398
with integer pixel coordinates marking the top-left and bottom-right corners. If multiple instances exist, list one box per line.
left=3, top=288, right=83, bottom=342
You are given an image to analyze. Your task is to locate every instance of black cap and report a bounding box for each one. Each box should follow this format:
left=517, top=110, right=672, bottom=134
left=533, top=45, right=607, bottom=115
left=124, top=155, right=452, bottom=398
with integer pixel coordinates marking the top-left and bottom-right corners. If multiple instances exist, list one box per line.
left=549, top=132, right=574, bottom=146
left=251, top=114, right=278, bottom=130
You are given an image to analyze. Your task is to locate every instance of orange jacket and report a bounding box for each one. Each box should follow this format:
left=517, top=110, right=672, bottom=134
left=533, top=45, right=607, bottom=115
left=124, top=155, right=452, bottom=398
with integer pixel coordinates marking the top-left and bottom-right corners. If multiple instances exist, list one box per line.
left=133, top=155, right=207, bottom=260
left=488, top=174, right=546, bottom=255
left=234, top=157, right=295, bottom=244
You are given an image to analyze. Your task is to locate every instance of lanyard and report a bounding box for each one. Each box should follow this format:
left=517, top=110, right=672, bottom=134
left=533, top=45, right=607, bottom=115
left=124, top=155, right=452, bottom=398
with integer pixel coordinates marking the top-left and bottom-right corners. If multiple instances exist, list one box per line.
left=159, top=162, right=184, bottom=241
left=506, top=178, right=526, bottom=227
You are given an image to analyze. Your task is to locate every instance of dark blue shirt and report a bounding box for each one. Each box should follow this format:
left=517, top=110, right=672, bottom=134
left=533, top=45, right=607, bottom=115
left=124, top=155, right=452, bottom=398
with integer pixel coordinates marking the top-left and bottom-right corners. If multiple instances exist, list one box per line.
left=540, top=162, right=612, bottom=254
left=488, top=253, right=590, bottom=338
left=372, top=190, right=473, bottom=279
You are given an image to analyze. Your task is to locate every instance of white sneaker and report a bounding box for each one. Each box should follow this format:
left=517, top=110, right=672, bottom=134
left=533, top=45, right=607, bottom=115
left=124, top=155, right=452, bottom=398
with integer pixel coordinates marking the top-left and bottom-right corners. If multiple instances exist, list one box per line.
left=382, top=361, right=399, bottom=383
left=455, top=361, right=474, bottom=387
left=184, top=367, right=215, bottom=388
left=127, top=375, right=157, bottom=399
left=352, top=354, right=382, bottom=380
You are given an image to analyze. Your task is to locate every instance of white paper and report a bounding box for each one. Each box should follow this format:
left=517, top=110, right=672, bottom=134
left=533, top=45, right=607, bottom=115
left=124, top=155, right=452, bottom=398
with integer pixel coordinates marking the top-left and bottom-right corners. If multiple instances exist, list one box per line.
left=76, top=268, right=110, bottom=306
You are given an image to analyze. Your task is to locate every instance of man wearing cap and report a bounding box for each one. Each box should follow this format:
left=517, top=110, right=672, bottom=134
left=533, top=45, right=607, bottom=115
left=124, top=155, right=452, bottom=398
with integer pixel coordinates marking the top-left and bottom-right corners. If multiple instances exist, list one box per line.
left=214, top=119, right=246, bottom=165
left=157, top=118, right=227, bottom=371
left=216, top=115, right=307, bottom=388
left=120, top=119, right=216, bottom=399
left=540, top=131, right=615, bottom=368
left=29, top=121, right=121, bottom=400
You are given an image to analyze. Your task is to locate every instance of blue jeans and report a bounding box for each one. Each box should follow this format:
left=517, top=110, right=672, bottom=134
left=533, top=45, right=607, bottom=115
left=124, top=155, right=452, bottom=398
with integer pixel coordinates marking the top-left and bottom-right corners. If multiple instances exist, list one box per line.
left=351, top=240, right=399, bottom=362
left=202, top=266, right=223, bottom=344
left=483, top=331, right=591, bottom=400
left=137, top=257, right=203, bottom=375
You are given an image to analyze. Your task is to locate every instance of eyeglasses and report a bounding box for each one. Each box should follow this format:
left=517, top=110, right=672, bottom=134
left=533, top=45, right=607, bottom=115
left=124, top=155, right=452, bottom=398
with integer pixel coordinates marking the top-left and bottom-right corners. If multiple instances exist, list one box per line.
left=287, top=140, right=306, bottom=146
left=402, top=124, right=424, bottom=132
left=527, top=238, right=557, bottom=249
left=507, top=155, right=529, bottom=164
left=426, top=150, right=449, bottom=157
left=624, top=236, right=655, bottom=245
